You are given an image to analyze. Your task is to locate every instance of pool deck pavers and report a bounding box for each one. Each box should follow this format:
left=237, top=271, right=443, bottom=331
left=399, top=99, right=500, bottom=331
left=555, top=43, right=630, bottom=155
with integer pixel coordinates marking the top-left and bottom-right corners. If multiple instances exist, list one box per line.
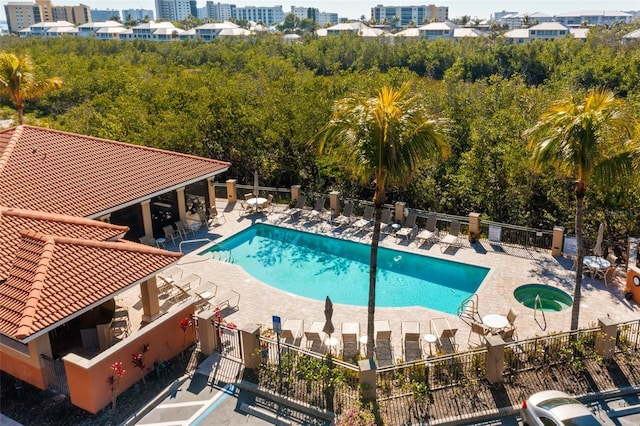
left=119, top=202, right=640, bottom=359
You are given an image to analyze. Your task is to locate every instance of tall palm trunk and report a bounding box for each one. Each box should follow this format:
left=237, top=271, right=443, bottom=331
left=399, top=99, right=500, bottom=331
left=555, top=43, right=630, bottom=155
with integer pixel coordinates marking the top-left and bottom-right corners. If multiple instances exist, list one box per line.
left=570, top=182, right=586, bottom=331
left=366, top=194, right=384, bottom=360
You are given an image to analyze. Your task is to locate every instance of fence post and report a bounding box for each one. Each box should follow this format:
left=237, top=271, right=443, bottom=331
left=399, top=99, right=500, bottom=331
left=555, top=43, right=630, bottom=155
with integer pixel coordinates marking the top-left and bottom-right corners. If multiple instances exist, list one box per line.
left=395, top=202, right=406, bottom=224
left=329, top=191, right=340, bottom=219
left=226, top=179, right=237, bottom=204
left=241, top=325, right=262, bottom=370
left=197, top=311, right=218, bottom=356
left=358, top=359, right=377, bottom=400
left=469, top=212, right=480, bottom=235
left=595, top=316, right=617, bottom=360
left=485, top=335, right=505, bottom=384
left=291, top=185, right=301, bottom=204
left=552, top=226, right=564, bottom=257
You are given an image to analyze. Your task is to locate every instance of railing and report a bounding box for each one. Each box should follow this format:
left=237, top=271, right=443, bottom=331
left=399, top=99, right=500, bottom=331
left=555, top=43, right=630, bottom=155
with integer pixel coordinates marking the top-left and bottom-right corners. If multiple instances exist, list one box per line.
left=616, top=318, right=640, bottom=353
left=254, top=336, right=359, bottom=412
left=377, top=348, right=488, bottom=399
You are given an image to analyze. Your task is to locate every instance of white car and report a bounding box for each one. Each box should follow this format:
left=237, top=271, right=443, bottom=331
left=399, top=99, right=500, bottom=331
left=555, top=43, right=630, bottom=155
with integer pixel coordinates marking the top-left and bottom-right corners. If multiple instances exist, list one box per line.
left=521, top=390, right=606, bottom=426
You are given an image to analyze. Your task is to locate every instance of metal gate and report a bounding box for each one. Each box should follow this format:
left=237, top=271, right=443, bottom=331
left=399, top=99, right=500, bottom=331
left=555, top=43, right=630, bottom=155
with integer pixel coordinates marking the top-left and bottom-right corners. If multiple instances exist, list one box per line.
left=41, top=354, right=69, bottom=397
left=214, top=322, right=242, bottom=361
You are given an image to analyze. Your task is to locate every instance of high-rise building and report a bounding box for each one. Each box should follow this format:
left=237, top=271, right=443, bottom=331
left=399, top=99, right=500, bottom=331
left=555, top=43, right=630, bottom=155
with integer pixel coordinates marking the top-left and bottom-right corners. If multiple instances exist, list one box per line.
left=155, top=0, right=197, bottom=21
left=318, top=12, right=338, bottom=27
left=5, top=0, right=90, bottom=33
left=371, top=4, right=448, bottom=28
left=91, top=9, right=120, bottom=22
left=291, top=6, right=319, bottom=23
left=205, top=2, right=235, bottom=21
left=234, top=5, right=284, bottom=26
left=122, top=8, right=155, bottom=22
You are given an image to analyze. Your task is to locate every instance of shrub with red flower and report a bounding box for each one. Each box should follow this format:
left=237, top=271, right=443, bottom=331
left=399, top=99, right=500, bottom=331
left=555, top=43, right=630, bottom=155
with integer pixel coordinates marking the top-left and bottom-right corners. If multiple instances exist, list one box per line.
left=132, top=343, right=149, bottom=384
left=179, top=316, right=193, bottom=355
left=107, top=361, right=125, bottom=409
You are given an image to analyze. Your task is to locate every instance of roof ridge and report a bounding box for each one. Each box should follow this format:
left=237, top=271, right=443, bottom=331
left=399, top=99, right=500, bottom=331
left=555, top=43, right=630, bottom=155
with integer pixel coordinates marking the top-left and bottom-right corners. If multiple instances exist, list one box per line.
left=15, top=232, right=55, bottom=338
left=17, top=125, right=231, bottom=166
left=18, top=229, right=182, bottom=257
left=0, top=126, right=23, bottom=177
left=1, top=206, right=129, bottom=232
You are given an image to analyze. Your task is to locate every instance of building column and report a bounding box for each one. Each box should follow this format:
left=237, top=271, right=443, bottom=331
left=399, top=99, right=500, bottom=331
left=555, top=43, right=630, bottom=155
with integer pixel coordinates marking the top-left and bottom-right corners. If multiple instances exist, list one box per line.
left=226, top=179, right=237, bottom=204
left=176, top=187, right=186, bottom=221
left=207, top=178, right=216, bottom=209
left=291, top=185, right=301, bottom=204
left=552, top=226, right=564, bottom=257
left=595, top=316, right=617, bottom=360
left=197, top=311, right=218, bottom=356
left=140, top=277, right=162, bottom=323
left=241, top=325, right=261, bottom=370
left=329, top=191, right=340, bottom=220
left=468, top=212, right=480, bottom=235
left=358, top=358, right=377, bottom=400
left=395, top=202, right=406, bottom=224
left=485, top=335, right=505, bottom=384
left=140, top=199, right=153, bottom=238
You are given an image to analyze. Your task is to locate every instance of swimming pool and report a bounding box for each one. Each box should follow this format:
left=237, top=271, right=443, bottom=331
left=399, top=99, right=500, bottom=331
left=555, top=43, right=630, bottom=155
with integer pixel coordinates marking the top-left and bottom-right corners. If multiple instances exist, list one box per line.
left=199, top=224, right=488, bottom=314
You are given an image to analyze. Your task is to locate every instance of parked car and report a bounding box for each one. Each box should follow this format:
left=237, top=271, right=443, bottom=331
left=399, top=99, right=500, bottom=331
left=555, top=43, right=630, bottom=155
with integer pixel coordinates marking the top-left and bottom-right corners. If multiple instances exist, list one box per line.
left=521, top=390, right=606, bottom=425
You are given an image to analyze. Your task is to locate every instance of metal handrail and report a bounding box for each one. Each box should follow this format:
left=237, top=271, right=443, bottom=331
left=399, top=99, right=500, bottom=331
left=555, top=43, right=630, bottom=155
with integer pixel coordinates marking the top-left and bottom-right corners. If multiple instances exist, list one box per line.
left=533, top=294, right=547, bottom=330
left=178, top=238, right=212, bottom=254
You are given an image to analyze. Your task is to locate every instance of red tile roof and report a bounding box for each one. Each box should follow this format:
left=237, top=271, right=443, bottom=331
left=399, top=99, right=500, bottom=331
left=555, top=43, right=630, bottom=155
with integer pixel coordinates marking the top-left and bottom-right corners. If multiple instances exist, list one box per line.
left=0, top=125, right=230, bottom=217
left=0, top=207, right=129, bottom=280
left=0, top=227, right=181, bottom=341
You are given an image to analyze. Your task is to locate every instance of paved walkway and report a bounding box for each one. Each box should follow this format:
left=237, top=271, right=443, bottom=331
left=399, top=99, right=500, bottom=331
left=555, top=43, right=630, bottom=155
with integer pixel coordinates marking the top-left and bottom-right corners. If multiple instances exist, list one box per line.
left=119, top=202, right=640, bottom=358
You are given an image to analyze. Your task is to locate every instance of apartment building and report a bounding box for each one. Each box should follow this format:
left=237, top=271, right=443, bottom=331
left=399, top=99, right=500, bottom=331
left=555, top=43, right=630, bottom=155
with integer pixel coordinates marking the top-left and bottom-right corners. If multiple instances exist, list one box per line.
left=234, top=5, right=284, bottom=26
left=205, top=2, right=235, bottom=21
left=5, top=0, right=89, bottom=33
left=555, top=10, right=633, bottom=26
left=371, top=4, right=448, bottom=28
left=155, top=0, right=197, bottom=21
left=122, top=8, right=155, bottom=22
left=90, top=9, right=120, bottom=22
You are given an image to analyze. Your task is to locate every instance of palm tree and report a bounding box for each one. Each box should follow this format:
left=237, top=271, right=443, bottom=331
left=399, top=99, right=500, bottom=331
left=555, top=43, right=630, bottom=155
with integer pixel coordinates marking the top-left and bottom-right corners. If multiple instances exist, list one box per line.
left=310, top=83, right=449, bottom=361
left=525, top=88, right=637, bottom=331
left=0, top=51, right=62, bottom=125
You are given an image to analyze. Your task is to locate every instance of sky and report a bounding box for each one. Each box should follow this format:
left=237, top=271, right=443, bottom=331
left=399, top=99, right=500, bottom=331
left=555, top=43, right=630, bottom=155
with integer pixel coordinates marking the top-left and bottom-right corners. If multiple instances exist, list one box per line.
left=1, top=1, right=637, bottom=22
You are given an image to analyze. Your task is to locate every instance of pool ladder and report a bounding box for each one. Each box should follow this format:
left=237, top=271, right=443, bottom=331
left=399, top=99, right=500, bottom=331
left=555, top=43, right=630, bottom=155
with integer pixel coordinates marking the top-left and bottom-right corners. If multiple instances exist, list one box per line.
left=210, top=250, right=233, bottom=263
left=533, top=294, right=547, bottom=330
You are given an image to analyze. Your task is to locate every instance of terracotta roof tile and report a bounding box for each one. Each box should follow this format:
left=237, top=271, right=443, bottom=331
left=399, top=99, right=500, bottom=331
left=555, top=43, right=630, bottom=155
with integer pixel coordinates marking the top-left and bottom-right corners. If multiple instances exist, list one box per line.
left=0, top=230, right=181, bottom=340
left=0, top=206, right=129, bottom=280
left=0, top=125, right=230, bottom=217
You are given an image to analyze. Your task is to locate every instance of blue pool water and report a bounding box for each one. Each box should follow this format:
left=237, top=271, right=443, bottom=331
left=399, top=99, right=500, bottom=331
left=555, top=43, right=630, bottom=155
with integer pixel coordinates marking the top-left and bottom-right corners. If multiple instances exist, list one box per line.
left=199, top=224, right=488, bottom=314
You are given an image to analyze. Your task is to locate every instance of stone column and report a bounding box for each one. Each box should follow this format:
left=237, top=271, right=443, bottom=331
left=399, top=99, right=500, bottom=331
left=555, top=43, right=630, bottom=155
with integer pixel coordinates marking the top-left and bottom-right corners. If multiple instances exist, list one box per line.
left=485, top=335, right=505, bottom=384
left=176, top=187, right=187, bottom=221
left=552, top=226, right=564, bottom=257
left=329, top=191, right=340, bottom=220
left=198, top=311, right=218, bottom=356
left=226, top=179, right=237, bottom=204
left=241, top=325, right=262, bottom=370
left=395, top=202, right=406, bottom=224
left=207, top=178, right=216, bottom=209
left=358, top=358, right=377, bottom=400
left=140, top=277, right=162, bottom=323
left=468, top=212, right=481, bottom=235
left=595, top=316, right=617, bottom=360
left=291, top=185, right=301, bottom=204
left=140, top=199, right=153, bottom=238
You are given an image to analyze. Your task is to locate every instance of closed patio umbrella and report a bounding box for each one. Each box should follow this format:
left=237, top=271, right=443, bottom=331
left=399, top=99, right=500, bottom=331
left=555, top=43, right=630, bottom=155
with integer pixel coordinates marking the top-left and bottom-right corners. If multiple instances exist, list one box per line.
left=593, top=223, right=604, bottom=257
left=323, top=296, right=335, bottom=352
left=253, top=170, right=259, bottom=196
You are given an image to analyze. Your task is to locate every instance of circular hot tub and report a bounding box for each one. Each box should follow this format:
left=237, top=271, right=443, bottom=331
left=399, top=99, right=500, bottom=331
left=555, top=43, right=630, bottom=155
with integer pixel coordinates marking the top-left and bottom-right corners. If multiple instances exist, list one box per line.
left=513, top=284, right=573, bottom=312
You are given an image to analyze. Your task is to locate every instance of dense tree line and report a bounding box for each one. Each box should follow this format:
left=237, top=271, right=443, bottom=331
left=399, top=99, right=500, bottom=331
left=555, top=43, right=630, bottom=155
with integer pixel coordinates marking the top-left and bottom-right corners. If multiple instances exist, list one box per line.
left=0, top=31, right=638, bottom=240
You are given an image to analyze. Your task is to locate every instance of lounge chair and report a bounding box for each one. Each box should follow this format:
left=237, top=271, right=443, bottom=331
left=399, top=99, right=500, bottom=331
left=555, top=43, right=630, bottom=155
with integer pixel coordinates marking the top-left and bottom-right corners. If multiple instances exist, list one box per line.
left=402, top=321, right=422, bottom=362
left=281, top=319, right=304, bottom=344
left=163, top=224, right=182, bottom=244
left=415, top=215, right=438, bottom=246
left=374, top=320, right=393, bottom=366
left=175, top=220, right=196, bottom=238
left=283, top=194, right=307, bottom=219
left=352, top=205, right=374, bottom=231
left=395, top=211, right=417, bottom=242
left=306, top=195, right=327, bottom=221
left=430, top=317, right=458, bottom=354
left=334, top=201, right=354, bottom=227
left=341, top=322, right=360, bottom=362
left=305, top=321, right=325, bottom=352
left=380, top=208, right=394, bottom=234
left=439, top=220, right=462, bottom=252
left=208, top=206, right=226, bottom=225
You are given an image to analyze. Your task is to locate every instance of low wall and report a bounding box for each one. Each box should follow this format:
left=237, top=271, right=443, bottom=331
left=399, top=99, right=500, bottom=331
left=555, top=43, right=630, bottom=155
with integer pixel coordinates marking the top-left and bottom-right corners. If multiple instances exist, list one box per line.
left=63, top=304, right=196, bottom=414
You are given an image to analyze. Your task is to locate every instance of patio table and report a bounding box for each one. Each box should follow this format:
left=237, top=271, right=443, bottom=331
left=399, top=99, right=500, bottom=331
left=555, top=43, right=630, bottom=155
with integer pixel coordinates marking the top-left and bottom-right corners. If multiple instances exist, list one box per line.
left=247, top=197, right=267, bottom=212
left=583, top=255, right=610, bottom=277
left=482, top=314, right=508, bottom=333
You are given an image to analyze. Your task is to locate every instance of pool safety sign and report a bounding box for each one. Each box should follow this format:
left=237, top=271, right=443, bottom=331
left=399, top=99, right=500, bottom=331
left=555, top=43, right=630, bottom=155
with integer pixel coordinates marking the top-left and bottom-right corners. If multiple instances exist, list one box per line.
left=272, top=315, right=281, bottom=335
